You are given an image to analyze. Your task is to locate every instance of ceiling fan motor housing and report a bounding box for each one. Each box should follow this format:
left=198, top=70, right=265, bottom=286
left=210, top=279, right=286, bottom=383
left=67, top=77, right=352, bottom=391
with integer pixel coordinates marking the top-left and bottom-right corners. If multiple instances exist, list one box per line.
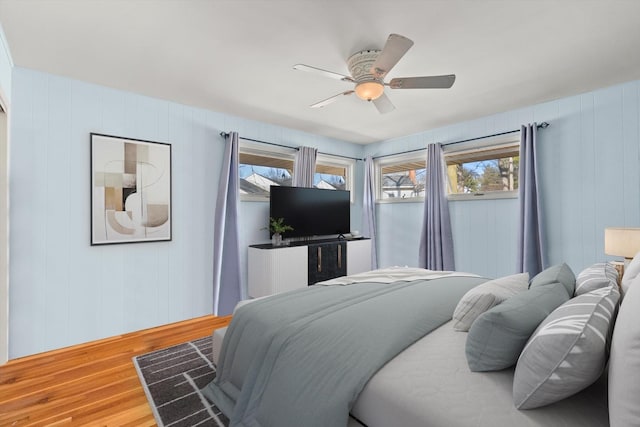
left=348, top=50, right=384, bottom=100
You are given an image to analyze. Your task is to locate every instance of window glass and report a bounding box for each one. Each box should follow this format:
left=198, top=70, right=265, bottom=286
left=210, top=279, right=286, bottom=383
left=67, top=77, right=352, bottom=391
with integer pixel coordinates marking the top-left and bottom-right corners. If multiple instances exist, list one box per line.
left=239, top=149, right=294, bottom=198
left=314, top=162, right=347, bottom=190
left=445, top=144, right=519, bottom=196
left=376, top=154, right=426, bottom=200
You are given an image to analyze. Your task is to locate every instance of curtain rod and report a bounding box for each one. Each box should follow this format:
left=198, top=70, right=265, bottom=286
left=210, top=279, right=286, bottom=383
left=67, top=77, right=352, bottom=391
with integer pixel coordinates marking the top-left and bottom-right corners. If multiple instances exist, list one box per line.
left=219, top=132, right=364, bottom=161
left=372, top=122, right=550, bottom=160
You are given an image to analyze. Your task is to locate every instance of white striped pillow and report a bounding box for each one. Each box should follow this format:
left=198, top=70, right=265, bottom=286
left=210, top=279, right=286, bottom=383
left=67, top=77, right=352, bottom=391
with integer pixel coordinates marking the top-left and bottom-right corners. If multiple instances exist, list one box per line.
left=513, top=285, right=620, bottom=409
left=452, top=273, right=529, bottom=332
left=574, top=262, right=618, bottom=296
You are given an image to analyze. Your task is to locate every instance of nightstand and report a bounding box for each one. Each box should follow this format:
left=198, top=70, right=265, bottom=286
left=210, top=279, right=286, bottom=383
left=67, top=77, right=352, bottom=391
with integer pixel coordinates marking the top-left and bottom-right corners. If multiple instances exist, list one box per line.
left=610, top=261, right=624, bottom=288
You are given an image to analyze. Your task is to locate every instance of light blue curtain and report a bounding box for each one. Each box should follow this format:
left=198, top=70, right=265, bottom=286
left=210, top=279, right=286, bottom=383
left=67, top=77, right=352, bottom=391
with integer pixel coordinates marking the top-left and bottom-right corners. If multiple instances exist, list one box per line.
left=517, top=123, right=545, bottom=276
left=293, top=146, right=318, bottom=187
left=212, top=132, right=242, bottom=315
left=362, top=156, right=378, bottom=269
left=419, top=143, right=455, bottom=271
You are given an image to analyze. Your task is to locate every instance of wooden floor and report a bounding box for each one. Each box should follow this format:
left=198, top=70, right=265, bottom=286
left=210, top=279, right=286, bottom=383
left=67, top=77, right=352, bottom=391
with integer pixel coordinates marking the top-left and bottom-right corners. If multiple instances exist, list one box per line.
left=0, top=315, right=232, bottom=426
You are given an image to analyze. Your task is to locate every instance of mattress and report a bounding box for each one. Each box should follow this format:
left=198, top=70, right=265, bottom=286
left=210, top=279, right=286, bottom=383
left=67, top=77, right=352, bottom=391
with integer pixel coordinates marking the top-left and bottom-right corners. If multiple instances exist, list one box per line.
left=351, top=320, right=609, bottom=427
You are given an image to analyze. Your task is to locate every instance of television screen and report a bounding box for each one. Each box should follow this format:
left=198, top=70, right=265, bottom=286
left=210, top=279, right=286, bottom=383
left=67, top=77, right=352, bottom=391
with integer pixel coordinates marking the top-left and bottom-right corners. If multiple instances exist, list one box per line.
left=269, top=186, right=350, bottom=238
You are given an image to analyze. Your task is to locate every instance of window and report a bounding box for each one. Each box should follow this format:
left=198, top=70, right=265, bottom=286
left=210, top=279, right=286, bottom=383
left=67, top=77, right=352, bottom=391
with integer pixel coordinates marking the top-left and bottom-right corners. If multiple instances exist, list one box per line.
left=373, top=134, right=521, bottom=202
left=375, top=152, right=426, bottom=201
left=314, top=154, right=354, bottom=196
left=239, top=141, right=355, bottom=200
left=239, top=141, right=295, bottom=200
left=444, top=135, right=520, bottom=200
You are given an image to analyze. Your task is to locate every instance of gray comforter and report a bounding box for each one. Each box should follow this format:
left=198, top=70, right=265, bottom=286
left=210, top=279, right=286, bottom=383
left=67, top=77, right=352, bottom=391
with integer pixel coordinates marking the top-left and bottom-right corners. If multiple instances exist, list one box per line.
left=202, top=275, right=487, bottom=427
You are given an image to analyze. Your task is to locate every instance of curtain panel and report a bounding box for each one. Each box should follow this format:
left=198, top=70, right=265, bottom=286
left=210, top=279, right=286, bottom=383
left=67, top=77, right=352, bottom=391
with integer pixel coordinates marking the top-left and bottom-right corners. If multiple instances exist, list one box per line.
left=419, top=143, right=455, bottom=271
left=293, top=146, right=318, bottom=188
left=362, top=156, right=378, bottom=269
left=517, top=123, right=545, bottom=276
left=212, top=132, right=243, bottom=315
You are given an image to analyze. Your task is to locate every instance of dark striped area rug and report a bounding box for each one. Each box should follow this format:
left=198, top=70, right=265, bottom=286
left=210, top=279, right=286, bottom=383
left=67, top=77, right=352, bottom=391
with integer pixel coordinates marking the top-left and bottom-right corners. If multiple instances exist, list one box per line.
left=134, top=336, right=367, bottom=427
left=133, top=336, right=229, bottom=427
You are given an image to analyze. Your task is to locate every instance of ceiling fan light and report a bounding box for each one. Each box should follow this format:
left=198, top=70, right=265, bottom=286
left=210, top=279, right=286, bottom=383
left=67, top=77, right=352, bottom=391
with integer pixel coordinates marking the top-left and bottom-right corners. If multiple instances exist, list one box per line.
left=354, top=81, right=384, bottom=101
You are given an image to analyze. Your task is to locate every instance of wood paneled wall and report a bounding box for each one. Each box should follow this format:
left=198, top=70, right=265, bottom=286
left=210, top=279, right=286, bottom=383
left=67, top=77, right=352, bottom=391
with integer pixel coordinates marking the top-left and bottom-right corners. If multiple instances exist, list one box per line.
left=8, top=67, right=363, bottom=358
left=9, top=63, right=639, bottom=358
left=367, top=80, right=640, bottom=278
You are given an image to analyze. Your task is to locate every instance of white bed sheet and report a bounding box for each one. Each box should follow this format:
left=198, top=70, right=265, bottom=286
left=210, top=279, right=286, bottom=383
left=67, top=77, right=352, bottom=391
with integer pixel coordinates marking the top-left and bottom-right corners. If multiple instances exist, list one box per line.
left=351, top=320, right=609, bottom=427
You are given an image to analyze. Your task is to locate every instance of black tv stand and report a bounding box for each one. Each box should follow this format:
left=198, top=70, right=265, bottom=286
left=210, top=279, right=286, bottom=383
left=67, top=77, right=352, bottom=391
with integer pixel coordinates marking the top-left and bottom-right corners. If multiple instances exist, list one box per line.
left=250, top=236, right=367, bottom=250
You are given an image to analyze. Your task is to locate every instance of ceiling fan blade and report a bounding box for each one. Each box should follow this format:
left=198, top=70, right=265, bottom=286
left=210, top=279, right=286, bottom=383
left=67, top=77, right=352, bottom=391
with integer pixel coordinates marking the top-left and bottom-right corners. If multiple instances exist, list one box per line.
left=370, top=34, right=414, bottom=79
left=389, top=74, right=456, bottom=89
left=294, top=64, right=354, bottom=82
left=310, top=90, right=354, bottom=108
left=372, top=93, right=395, bottom=114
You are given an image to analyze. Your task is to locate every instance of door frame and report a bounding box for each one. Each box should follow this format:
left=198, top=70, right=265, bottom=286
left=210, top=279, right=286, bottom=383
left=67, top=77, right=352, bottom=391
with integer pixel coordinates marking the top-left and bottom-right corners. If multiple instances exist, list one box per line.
left=0, top=92, right=9, bottom=364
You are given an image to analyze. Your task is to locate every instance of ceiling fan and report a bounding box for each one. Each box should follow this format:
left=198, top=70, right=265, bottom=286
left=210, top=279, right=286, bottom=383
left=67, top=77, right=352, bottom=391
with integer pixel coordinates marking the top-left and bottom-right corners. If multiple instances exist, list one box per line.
left=293, top=34, right=456, bottom=114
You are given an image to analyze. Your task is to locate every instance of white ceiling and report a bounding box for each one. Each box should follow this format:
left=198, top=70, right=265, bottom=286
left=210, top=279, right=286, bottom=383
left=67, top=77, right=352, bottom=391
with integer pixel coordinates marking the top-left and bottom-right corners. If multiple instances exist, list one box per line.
left=1, top=0, right=640, bottom=144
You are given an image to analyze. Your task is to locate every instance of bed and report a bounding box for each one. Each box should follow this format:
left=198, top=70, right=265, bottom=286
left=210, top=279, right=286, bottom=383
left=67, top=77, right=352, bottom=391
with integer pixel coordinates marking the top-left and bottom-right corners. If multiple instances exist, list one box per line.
left=204, top=263, right=640, bottom=427
left=351, top=319, right=608, bottom=427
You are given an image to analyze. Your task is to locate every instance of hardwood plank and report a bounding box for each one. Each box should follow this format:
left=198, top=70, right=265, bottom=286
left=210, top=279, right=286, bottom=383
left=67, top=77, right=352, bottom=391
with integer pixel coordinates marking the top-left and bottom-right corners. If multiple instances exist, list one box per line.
left=0, top=314, right=231, bottom=426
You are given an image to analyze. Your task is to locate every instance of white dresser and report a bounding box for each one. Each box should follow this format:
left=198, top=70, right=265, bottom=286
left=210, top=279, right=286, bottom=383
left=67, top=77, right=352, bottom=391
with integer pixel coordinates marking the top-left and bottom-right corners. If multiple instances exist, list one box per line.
left=248, top=238, right=372, bottom=298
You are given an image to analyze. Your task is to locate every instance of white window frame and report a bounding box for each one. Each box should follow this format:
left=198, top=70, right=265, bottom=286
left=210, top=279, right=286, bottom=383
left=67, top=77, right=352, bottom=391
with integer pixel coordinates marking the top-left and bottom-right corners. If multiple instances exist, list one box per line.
left=443, top=133, right=520, bottom=201
left=239, top=141, right=356, bottom=202
left=375, top=150, right=427, bottom=203
left=315, top=153, right=355, bottom=203
left=373, top=133, right=521, bottom=203
left=239, top=140, right=296, bottom=202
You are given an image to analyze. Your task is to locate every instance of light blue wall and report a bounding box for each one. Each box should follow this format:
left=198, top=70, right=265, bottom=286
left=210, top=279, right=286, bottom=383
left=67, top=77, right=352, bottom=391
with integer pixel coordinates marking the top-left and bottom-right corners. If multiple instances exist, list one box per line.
left=366, top=80, right=640, bottom=279
left=9, top=67, right=364, bottom=358
left=8, top=64, right=640, bottom=358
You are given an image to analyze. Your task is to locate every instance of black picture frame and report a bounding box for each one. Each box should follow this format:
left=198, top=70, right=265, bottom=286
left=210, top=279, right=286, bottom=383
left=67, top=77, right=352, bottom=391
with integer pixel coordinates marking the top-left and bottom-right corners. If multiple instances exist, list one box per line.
left=90, top=133, right=172, bottom=245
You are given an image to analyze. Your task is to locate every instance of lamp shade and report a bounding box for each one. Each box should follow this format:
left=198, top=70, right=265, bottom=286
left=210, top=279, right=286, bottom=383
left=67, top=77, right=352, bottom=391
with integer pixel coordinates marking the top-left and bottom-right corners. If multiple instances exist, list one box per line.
left=604, top=227, right=640, bottom=258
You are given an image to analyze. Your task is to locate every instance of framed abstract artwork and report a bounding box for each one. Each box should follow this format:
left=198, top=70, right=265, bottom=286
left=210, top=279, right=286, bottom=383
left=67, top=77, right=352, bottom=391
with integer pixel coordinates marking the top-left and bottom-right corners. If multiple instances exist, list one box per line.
left=91, top=133, right=172, bottom=245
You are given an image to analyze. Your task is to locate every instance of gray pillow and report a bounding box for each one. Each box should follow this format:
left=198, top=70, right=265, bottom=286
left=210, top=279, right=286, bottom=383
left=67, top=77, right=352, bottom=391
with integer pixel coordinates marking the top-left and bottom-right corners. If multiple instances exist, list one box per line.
left=621, top=251, right=640, bottom=295
left=609, top=272, right=640, bottom=426
left=530, top=263, right=575, bottom=296
left=513, top=285, right=620, bottom=409
left=452, top=273, right=529, bottom=332
left=465, top=281, right=570, bottom=372
left=574, top=262, right=618, bottom=296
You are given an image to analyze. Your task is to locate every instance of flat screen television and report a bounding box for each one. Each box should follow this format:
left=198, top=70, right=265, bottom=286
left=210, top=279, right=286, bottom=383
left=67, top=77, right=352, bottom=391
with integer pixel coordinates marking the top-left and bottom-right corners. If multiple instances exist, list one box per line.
left=269, top=186, right=350, bottom=238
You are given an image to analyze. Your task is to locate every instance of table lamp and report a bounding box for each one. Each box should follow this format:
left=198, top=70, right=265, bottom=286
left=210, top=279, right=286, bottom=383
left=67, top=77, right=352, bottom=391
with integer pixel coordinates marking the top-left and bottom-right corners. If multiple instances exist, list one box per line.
left=604, top=227, right=640, bottom=282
